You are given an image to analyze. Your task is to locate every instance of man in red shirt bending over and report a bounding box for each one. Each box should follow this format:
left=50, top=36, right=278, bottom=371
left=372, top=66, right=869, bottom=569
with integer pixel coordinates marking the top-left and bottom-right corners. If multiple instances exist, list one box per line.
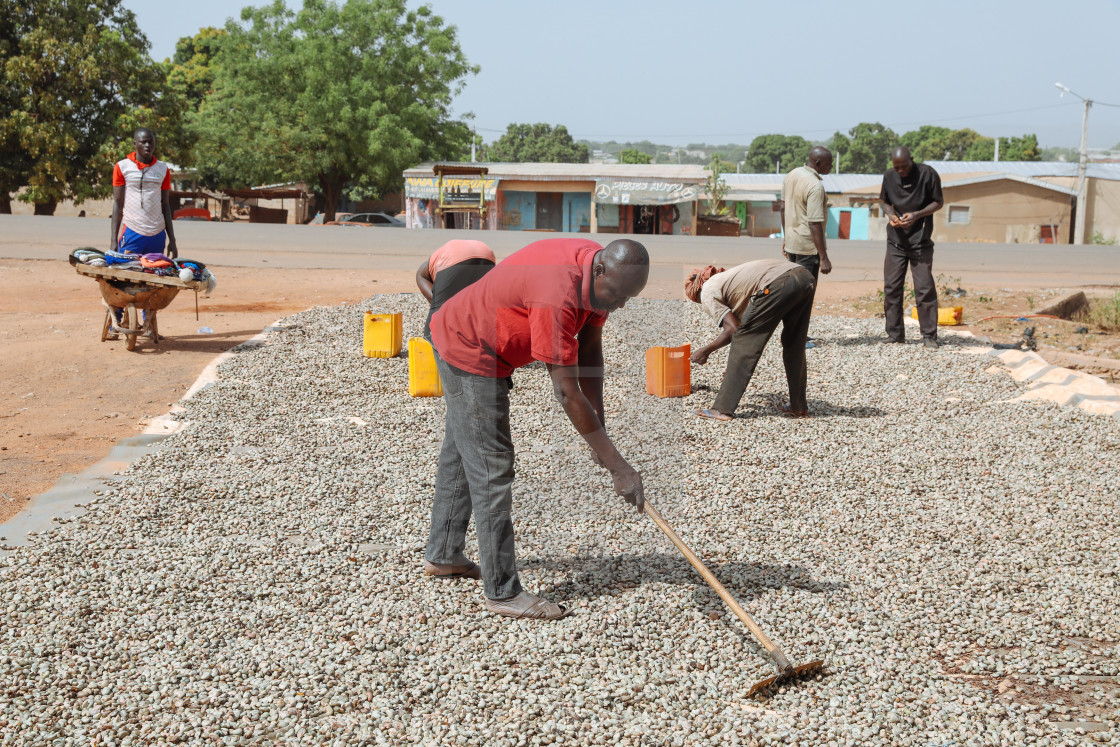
left=427, top=238, right=649, bottom=620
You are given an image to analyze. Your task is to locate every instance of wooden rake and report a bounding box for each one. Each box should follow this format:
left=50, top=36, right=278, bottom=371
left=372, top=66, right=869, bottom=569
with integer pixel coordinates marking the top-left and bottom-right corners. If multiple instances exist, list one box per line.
left=643, top=500, right=825, bottom=696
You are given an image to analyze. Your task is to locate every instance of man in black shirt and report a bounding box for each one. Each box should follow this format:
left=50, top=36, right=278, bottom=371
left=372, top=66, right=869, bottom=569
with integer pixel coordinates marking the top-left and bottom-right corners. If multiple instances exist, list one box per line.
left=879, top=146, right=944, bottom=348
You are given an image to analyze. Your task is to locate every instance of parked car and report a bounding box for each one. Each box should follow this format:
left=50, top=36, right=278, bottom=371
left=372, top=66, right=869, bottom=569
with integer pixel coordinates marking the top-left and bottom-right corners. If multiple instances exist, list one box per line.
left=325, top=212, right=404, bottom=227
left=308, top=211, right=353, bottom=225
left=173, top=206, right=211, bottom=221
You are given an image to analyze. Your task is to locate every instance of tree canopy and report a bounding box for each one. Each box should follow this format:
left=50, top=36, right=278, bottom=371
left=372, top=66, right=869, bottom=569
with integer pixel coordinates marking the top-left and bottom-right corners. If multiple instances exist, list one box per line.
left=829, top=122, right=898, bottom=174
left=744, top=134, right=811, bottom=174
left=486, top=123, right=589, bottom=163
left=618, top=148, right=651, bottom=164
left=191, top=0, right=476, bottom=219
left=0, top=0, right=179, bottom=213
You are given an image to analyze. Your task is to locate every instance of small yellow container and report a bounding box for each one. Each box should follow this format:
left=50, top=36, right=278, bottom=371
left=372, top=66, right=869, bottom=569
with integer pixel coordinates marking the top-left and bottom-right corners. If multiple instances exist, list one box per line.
left=363, top=312, right=402, bottom=358
left=408, top=337, right=443, bottom=397
left=911, top=305, right=963, bottom=326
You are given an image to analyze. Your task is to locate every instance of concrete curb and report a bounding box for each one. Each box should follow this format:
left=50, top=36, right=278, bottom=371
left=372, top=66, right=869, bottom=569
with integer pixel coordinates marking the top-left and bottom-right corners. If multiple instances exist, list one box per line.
left=910, top=318, right=1120, bottom=421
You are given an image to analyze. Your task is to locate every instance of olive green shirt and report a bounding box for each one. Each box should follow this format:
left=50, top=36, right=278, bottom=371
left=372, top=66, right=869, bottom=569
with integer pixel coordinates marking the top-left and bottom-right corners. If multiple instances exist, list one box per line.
left=781, top=165, right=827, bottom=256
left=700, top=259, right=798, bottom=327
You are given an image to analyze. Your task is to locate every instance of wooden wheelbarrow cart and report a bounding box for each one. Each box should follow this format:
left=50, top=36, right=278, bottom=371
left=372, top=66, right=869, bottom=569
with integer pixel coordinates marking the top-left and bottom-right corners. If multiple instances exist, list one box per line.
left=71, top=261, right=205, bottom=351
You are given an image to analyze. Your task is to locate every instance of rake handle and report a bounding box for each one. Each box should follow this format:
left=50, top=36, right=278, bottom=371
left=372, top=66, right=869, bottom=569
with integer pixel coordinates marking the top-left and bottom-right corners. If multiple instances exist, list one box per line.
left=643, top=500, right=793, bottom=672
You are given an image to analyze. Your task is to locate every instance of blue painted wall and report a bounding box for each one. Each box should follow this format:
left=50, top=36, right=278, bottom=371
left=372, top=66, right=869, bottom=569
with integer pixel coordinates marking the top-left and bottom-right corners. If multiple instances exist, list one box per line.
left=502, top=191, right=536, bottom=230
left=826, top=207, right=870, bottom=240
left=564, top=193, right=592, bottom=232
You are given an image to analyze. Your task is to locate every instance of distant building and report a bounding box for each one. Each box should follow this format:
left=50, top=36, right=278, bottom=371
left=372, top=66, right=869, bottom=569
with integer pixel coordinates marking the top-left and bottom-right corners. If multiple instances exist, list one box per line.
left=722, top=162, right=1120, bottom=244
left=403, top=163, right=706, bottom=235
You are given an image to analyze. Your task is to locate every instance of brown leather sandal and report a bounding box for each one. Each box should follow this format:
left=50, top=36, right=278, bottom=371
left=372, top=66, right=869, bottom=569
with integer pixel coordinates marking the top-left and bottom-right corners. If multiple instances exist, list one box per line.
left=484, top=592, right=570, bottom=620
left=778, top=403, right=811, bottom=418
left=423, top=559, right=481, bottom=580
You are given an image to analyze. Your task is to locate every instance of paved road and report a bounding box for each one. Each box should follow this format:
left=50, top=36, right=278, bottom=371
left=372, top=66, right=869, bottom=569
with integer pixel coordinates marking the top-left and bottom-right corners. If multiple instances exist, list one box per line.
left=4, top=214, right=1120, bottom=288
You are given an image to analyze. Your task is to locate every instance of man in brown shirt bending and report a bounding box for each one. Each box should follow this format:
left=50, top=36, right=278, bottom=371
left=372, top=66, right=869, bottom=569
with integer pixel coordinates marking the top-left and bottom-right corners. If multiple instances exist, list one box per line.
left=687, top=259, right=816, bottom=420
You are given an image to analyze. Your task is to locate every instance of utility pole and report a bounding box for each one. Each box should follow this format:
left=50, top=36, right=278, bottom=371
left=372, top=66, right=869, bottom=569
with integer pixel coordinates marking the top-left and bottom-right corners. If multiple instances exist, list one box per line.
left=994, top=137, right=1000, bottom=162
left=1055, top=82, right=1092, bottom=244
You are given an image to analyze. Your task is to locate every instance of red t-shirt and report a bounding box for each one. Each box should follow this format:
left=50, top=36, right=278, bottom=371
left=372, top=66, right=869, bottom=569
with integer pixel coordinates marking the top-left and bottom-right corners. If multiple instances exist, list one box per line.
left=430, top=238, right=609, bottom=377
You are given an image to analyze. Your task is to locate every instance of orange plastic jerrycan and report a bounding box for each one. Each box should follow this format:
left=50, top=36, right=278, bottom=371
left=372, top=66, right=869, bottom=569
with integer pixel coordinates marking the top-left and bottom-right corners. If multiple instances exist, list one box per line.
left=363, top=312, right=402, bottom=358
left=408, top=337, right=443, bottom=397
left=646, top=343, right=691, bottom=398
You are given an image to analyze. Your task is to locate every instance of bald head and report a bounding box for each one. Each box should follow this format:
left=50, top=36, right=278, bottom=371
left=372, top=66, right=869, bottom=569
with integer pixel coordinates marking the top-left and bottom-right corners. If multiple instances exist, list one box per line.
left=592, top=239, right=649, bottom=312
left=807, top=146, right=833, bottom=175
left=891, top=146, right=914, bottom=176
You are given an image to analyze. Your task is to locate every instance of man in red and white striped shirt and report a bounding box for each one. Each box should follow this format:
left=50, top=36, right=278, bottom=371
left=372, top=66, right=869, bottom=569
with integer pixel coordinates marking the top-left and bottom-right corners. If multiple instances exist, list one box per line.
left=110, top=128, right=178, bottom=258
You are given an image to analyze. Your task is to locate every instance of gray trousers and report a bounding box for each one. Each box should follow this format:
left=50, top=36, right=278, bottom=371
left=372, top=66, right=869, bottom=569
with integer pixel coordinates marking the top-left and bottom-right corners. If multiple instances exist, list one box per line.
left=713, top=267, right=816, bottom=415
left=884, top=242, right=938, bottom=341
left=425, top=352, right=522, bottom=600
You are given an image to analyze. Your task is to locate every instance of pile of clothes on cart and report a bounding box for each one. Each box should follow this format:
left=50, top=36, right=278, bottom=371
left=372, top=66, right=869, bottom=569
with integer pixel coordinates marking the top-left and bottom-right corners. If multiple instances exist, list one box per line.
left=71, top=248, right=217, bottom=296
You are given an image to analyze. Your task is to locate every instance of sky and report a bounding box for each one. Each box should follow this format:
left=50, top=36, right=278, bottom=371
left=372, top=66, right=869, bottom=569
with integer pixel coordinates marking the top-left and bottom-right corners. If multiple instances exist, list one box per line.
left=122, top=0, right=1120, bottom=151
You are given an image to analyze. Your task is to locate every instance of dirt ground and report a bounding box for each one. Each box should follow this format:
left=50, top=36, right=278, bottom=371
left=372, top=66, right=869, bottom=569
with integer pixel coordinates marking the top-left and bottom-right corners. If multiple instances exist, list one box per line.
left=2, top=257, right=1118, bottom=525
left=0, top=259, right=415, bottom=523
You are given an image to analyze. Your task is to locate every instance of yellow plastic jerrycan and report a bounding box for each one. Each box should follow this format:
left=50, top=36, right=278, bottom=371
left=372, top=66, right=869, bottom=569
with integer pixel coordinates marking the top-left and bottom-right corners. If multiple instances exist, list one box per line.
left=910, top=305, right=963, bottom=326
left=408, top=337, right=443, bottom=397
left=363, top=312, right=402, bottom=358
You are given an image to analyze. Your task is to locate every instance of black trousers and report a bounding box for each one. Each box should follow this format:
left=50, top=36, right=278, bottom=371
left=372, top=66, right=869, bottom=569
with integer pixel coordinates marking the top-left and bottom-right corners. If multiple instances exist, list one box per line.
left=713, top=267, right=816, bottom=415
left=786, top=252, right=820, bottom=280
left=883, top=243, right=937, bottom=341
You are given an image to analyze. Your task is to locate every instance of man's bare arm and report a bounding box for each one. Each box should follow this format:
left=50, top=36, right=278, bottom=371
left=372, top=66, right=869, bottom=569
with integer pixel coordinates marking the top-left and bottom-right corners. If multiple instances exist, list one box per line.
left=691, top=312, right=740, bottom=365
left=547, top=362, right=643, bottom=510
left=161, top=191, right=178, bottom=258
left=576, top=325, right=605, bottom=426
left=110, top=186, right=125, bottom=251
left=416, top=260, right=434, bottom=301
left=809, top=221, right=832, bottom=274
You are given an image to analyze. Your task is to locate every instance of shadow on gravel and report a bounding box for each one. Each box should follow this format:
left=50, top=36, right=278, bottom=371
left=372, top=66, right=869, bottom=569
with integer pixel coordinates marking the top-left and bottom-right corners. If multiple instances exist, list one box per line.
left=811, top=333, right=992, bottom=349
left=526, top=552, right=849, bottom=607
left=729, top=393, right=887, bottom=419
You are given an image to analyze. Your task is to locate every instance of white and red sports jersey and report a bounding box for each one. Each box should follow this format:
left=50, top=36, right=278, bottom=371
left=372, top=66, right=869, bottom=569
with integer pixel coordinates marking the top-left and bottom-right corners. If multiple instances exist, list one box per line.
left=112, top=153, right=171, bottom=236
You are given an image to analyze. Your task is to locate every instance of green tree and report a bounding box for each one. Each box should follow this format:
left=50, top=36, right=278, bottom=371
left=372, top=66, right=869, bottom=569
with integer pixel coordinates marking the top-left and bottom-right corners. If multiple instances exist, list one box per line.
left=745, top=134, right=811, bottom=173
left=998, top=134, right=1041, bottom=161
left=192, top=0, right=476, bottom=219
left=166, top=27, right=225, bottom=112
left=487, top=123, right=589, bottom=163
left=840, top=122, right=898, bottom=174
left=0, top=0, right=173, bottom=213
left=619, top=148, right=651, bottom=164
left=703, top=156, right=730, bottom=216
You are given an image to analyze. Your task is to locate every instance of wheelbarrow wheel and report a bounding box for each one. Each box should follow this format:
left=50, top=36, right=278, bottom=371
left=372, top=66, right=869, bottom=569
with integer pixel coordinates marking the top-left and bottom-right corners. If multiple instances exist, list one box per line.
left=125, top=306, right=139, bottom=351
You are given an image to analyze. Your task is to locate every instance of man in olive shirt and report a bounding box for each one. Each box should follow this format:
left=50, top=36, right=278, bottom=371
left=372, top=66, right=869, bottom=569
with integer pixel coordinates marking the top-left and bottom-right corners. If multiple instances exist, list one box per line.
left=781, top=146, right=834, bottom=279
left=687, top=259, right=816, bottom=420
left=879, top=146, right=944, bottom=348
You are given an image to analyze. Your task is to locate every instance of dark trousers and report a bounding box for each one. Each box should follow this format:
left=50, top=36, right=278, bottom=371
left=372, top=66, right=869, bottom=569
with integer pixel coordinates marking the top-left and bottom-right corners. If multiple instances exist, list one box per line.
left=426, top=352, right=521, bottom=600
left=884, top=242, right=938, bottom=341
left=713, top=267, right=816, bottom=415
left=786, top=252, right=820, bottom=280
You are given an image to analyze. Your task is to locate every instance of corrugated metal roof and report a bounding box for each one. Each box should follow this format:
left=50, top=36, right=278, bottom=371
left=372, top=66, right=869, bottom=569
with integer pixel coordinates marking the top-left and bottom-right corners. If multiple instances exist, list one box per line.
left=842, top=171, right=1078, bottom=196
left=403, top=162, right=705, bottom=182
left=822, top=175, right=882, bottom=193
left=722, top=173, right=880, bottom=194
left=925, top=160, right=1120, bottom=181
